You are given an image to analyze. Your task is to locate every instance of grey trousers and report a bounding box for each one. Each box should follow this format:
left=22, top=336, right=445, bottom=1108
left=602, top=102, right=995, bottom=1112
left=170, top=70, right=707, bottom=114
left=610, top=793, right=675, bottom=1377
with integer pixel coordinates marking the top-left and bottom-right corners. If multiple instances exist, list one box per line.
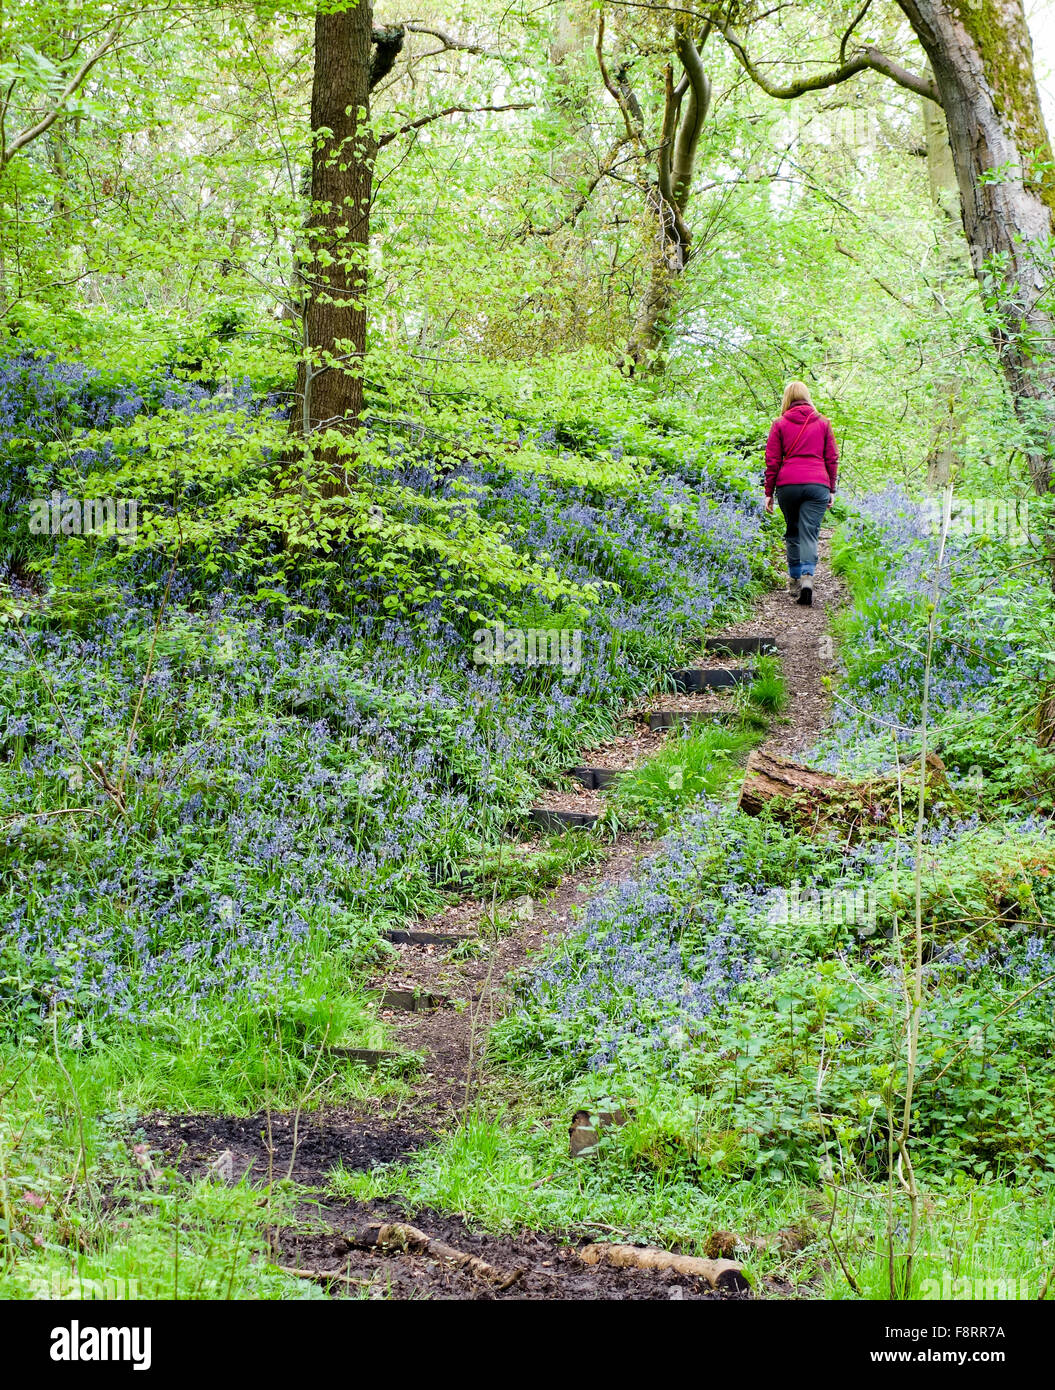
left=776, top=483, right=830, bottom=577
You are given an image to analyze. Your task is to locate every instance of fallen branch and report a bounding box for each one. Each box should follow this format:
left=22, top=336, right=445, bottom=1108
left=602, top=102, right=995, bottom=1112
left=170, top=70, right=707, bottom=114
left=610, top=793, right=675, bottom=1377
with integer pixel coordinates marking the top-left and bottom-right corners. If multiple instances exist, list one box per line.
left=579, top=1242, right=749, bottom=1291
left=738, top=750, right=949, bottom=835
left=357, top=1221, right=523, bottom=1290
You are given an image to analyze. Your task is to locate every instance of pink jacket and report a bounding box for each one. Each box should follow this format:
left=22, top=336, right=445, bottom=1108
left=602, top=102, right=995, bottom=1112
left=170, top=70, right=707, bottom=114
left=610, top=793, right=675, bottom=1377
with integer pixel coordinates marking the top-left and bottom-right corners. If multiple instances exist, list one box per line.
left=764, top=402, right=838, bottom=497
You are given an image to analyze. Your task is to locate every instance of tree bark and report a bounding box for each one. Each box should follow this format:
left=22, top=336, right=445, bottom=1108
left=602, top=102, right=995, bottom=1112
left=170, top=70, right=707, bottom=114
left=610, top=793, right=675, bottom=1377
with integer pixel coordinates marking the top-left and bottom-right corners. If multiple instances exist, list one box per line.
left=579, top=1243, right=749, bottom=1292
left=293, top=0, right=376, bottom=490
left=625, top=25, right=711, bottom=368
left=897, top=0, right=1055, bottom=492
left=738, top=750, right=949, bottom=837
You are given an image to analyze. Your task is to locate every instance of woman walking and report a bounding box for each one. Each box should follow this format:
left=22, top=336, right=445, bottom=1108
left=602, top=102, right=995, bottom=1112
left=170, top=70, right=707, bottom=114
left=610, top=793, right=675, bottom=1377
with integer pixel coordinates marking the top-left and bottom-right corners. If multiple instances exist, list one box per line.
left=764, top=382, right=838, bottom=606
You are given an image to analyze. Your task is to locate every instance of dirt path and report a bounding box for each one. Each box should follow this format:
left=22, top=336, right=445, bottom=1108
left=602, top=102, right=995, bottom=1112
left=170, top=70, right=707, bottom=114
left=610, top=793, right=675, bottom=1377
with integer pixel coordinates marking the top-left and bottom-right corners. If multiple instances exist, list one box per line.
left=138, top=536, right=844, bottom=1298
left=374, top=836, right=656, bottom=1123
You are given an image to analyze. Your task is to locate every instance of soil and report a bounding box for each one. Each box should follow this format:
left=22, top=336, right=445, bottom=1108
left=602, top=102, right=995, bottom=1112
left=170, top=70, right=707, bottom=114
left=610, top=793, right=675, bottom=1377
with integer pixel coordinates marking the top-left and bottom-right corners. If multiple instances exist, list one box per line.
left=371, top=835, right=656, bottom=1122
left=272, top=1197, right=754, bottom=1301
left=575, top=723, right=669, bottom=769
left=136, top=537, right=842, bottom=1299
left=748, top=531, right=846, bottom=758
left=530, top=785, right=603, bottom=814
left=133, top=1111, right=429, bottom=1188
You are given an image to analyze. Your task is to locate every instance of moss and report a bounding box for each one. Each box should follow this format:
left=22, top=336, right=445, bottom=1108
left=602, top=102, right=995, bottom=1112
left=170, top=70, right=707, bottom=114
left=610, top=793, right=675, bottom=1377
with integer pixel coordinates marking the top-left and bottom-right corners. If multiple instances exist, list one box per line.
left=953, top=0, right=1055, bottom=216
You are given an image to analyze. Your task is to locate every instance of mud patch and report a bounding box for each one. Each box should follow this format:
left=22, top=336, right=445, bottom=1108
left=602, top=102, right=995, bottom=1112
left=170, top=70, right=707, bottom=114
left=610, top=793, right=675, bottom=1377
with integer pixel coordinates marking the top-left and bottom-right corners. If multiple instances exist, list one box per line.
left=132, top=1110, right=428, bottom=1187
left=277, top=1198, right=755, bottom=1301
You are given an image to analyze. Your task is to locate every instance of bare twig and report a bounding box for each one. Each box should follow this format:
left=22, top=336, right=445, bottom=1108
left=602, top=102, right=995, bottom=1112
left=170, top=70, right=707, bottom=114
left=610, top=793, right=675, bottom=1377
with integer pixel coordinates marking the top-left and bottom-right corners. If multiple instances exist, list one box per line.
left=377, top=103, right=531, bottom=148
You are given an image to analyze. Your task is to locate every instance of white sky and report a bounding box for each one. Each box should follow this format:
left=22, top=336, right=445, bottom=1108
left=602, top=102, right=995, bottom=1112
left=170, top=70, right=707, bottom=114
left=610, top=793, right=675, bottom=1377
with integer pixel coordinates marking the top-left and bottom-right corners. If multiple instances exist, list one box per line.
left=1029, top=2, right=1055, bottom=128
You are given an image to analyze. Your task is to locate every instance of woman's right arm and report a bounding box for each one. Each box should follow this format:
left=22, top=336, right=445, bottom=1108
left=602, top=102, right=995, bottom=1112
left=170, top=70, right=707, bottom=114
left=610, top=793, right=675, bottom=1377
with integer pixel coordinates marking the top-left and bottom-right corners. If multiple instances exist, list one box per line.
left=764, top=419, right=782, bottom=498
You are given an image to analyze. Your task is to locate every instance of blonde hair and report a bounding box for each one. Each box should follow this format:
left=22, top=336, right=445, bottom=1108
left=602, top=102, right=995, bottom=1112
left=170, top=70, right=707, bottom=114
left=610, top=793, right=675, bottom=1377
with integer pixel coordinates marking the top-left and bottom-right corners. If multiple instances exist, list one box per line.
left=781, top=380, right=813, bottom=414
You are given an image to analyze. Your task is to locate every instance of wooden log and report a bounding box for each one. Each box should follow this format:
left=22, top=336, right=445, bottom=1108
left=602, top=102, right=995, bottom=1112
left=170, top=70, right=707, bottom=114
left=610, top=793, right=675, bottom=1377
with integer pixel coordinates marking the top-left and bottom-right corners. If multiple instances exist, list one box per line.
left=579, top=1242, right=749, bottom=1292
left=738, top=750, right=948, bottom=832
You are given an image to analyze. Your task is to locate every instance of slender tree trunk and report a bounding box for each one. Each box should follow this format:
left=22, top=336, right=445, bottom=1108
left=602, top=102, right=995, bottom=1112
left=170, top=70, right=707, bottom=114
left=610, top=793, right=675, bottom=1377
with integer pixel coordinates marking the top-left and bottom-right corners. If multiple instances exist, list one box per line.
left=628, top=183, right=687, bottom=365
left=626, top=28, right=711, bottom=368
left=921, top=77, right=957, bottom=219
left=293, top=0, right=375, bottom=490
left=898, top=0, right=1055, bottom=492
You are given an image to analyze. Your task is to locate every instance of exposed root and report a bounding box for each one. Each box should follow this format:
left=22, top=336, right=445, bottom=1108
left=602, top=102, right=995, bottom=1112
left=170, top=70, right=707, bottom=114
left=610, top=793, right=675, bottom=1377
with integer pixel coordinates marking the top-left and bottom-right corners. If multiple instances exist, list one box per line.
left=357, top=1220, right=524, bottom=1290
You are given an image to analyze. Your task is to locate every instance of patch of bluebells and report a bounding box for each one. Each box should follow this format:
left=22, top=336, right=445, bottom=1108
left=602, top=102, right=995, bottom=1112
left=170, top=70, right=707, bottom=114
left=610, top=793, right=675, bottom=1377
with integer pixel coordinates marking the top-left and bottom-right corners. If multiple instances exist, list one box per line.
left=0, top=357, right=770, bottom=1031
left=513, top=805, right=1055, bottom=1081
left=810, top=485, right=1022, bottom=775
left=373, top=448, right=765, bottom=647
left=515, top=805, right=812, bottom=1076
left=0, top=352, right=262, bottom=590
left=0, top=352, right=229, bottom=504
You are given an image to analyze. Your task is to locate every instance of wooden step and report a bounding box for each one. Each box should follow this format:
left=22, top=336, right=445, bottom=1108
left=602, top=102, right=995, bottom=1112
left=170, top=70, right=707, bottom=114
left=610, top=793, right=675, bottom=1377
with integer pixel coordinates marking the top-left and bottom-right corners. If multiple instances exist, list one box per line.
left=327, top=1047, right=401, bottom=1067
left=705, top=635, right=778, bottom=655
left=568, top=766, right=624, bottom=790
left=526, top=807, right=600, bottom=832
left=669, top=667, right=753, bottom=693
left=379, top=986, right=448, bottom=1012
left=646, top=710, right=738, bottom=731
left=381, top=928, right=471, bottom=947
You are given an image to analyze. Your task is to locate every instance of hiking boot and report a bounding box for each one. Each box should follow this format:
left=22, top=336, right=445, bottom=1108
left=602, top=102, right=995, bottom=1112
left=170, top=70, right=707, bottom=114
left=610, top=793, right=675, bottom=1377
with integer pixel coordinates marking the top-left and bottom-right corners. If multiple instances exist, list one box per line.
left=788, top=576, right=801, bottom=599
left=797, top=574, right=814, bottom=606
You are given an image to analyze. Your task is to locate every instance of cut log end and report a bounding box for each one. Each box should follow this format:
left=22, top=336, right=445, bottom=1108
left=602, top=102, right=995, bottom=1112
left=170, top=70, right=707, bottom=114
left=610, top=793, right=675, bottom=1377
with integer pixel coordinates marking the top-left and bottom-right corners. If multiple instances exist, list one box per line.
left=579, top=1241, right=750, bottom=1293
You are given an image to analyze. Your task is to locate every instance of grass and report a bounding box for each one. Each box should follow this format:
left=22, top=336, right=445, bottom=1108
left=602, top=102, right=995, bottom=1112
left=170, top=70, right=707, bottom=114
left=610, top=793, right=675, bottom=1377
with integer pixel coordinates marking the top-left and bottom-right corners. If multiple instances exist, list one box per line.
left=748, top=655, right=789, bottom=712
left=0, top=1049, right=331, bottom=1300
left=819, top=1181, right=1055, bottom=1301
left=326, top=1108, right=817, bottom=1280
left=607, top=721, right=759, bottom=828
left=470, top=830, right=606, bottom=902
left=326, top=1109, right=1055, bottom=1301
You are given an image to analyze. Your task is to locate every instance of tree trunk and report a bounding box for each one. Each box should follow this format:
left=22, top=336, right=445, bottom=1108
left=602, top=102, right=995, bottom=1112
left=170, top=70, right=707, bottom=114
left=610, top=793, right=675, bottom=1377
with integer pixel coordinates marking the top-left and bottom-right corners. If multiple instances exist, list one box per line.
left=626, top=28, right=711, bottom=368
left=898, top=0, right=1055, bottom=493
left=921, top=73, right=963, bottom=490
left=921, top=77, right=957, bottom=219
left=627, top=184, right=687, bottom=365
left=293, top=0, right=375, bottom=490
